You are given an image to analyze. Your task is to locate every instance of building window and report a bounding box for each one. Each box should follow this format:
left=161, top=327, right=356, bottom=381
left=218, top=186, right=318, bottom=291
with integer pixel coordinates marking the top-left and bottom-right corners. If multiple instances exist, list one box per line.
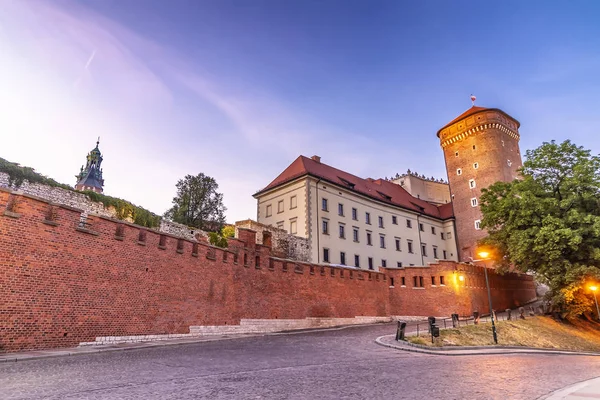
left=501, top=140, right=505, bottom=147
left=322, top=198, right=328, bottom=211
left=471, top=198, right=478, bottom=207
left=354, top=255, right=360, bottom=268
left=368, top=257, right=373, bottom=270
left=401, top=276, right=406, bottom=285
left=322, top=220, right=329, bottom=234
left=431, top=226, right=436, bottom=235
left=440, top=276, right=445, bottom=285
left=395, top=238, right=401, bottom=251
left=323, top=248, right=330, bottom=263
left=419, top=223, right=424, bottom=232
left=507, top=159, right=512, bottom=167
left=290, top=219, right=297, bottom=234
left=441, top=232, right=445, bottom=240
left=353, top=228, right=359, bottom=242
left=413, top=276, right=421, bottom=287
left=380, top=235, right=386, bottom=248
left=352, top=207, right=358, bottom=220
left=290, top=195, right=297, bottom=209
left=397, top=262, right=403, bottom=269
left=443, top=250, right=447, bottom=259
left=338, top=203, right=344, bottom=216
left=473, top=162, right=479, bottom=169
left=457, top=168, right=462, bottom=176
left=382, top=259, right=387, bottom=268
left=392, top=215, right=397, bottom=225
left=472, top=145, right=476, bottom=150
left=378, top=216, right=384, bottom=228
left=365, top=212, right=371, bottom=224
left=469, top=179, right=476, bottom=189
left=455, top=151, right=459, bottom=157
left=431, top=276, right=436, bottom=285
left=421, top=243, right=427, bottom=257
left=367, top=232, right=372, bottom=246
left=339, top=224, right=345, bottom=239
left=276, top=221, right=284, bottom=229
left=278, top=200, right=284, bottom=213
left=407, top=240, right=414, bottom=254
left=419, top=276, right=424, bottom=287
left=390, top=277, right=394, bottom=287
left=340, top=252, right=346, bottom=265
left=266, top=204, right=272, bottom=217
left=475, top=220, right=482, bottom=230
left=406, top=219, right=412, bottom=228
left=433, top=246, right=438, bottom=259
left=447, top=232, right=452, bottom=239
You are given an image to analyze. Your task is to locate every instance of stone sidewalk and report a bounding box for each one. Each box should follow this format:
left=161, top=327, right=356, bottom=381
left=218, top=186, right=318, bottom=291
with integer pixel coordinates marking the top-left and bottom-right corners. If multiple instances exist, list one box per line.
left=376, top=334, right=600, bottom=357
left=541, top=377, right=600, bottom=399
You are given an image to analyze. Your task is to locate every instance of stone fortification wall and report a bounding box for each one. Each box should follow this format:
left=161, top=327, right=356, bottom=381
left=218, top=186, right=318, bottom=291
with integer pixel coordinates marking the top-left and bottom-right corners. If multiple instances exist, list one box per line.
left=235, top=219, right=311, bottom=262
left=0, top=189, right=536, bottom=352
left=0, top=171, right=198, bottom=241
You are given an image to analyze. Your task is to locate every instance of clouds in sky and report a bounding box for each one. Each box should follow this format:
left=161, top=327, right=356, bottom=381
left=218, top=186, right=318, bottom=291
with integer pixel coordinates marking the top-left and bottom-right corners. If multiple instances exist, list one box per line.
left=0, top=0, right=378, bottom=222
left=2, top=0, right=600, bottom=223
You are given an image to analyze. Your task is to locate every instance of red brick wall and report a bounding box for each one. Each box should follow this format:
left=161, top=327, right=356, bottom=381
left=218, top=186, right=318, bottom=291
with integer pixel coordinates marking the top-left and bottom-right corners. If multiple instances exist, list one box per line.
left=0, top=190, right=536, bottom=352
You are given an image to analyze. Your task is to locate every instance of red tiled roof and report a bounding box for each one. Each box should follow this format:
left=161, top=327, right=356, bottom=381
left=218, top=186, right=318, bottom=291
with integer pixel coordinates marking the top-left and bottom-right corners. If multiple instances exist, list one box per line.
left=255, top=156, right=454, bottom=220
left=436, top=106, right=520, bottom=137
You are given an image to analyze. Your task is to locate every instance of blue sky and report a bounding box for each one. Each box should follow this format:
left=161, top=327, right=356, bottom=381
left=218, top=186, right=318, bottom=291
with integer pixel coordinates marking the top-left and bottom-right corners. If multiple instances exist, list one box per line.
left=1, top=0, right=599, bottom=222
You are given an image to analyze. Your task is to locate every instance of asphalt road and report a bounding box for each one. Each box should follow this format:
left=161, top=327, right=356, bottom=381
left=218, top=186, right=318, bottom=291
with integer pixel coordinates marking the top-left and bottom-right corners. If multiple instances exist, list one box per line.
left=2, top=323, right=600, bottom=400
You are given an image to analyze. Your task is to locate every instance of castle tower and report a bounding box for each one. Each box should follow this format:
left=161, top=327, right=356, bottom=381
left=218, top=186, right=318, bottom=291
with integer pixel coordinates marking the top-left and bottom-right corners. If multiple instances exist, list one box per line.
left=437, top=101, right=522, bottom=262
left=75, top=138, right=104, bottom=193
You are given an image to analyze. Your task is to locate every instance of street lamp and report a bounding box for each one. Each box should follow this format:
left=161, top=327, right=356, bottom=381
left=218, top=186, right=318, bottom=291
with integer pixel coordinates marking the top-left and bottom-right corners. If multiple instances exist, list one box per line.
left=591, top=286, right=600, bottom=320
left=475, top=250, right=498, bottom=345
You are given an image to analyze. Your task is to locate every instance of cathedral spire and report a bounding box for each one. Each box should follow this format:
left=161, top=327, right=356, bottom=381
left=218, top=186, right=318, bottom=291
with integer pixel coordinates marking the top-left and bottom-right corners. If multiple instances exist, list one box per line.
left=75, top=140, right=105, bottom=193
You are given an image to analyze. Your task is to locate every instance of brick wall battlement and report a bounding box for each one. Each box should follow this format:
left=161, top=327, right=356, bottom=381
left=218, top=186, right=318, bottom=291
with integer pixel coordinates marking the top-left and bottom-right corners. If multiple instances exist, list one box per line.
left=0, top=190, right=536, bottom=352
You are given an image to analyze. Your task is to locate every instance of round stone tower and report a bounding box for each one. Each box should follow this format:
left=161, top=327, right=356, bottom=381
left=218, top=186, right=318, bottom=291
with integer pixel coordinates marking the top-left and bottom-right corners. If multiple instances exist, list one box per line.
left=437, top=104, right=522, bottom=262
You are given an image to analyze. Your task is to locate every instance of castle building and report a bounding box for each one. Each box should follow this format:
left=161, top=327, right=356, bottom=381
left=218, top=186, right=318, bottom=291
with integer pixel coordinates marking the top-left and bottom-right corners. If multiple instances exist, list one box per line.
left=253, top=156, right=459, bottom=269
left=390, top=172, right=450, bottom=205
left=437, top=105, right=522, bottom=262
left=75, top=139, right=105, bottom=193
left=255, top=101, right=523, bottom=269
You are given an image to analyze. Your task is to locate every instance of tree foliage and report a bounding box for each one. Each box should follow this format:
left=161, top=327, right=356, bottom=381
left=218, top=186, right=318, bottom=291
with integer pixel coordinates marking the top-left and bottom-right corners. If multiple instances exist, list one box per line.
left=164, top=173, right=227, bottom=232
left=480, top=140, right=600, bottom=316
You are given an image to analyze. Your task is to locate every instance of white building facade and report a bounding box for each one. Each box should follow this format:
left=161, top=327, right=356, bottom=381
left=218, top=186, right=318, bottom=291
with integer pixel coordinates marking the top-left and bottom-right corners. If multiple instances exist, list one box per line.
left=254, top=156, right=458, bottom=270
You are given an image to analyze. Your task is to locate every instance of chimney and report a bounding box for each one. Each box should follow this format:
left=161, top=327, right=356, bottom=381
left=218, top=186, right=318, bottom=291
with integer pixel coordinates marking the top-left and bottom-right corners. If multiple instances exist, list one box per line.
left=311, top=155, right=321, bottom=163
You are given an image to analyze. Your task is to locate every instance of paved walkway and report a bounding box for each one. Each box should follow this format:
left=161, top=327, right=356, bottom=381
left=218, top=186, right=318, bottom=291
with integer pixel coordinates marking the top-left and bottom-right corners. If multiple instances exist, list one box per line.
left=541, top=377, right=600, bottom=399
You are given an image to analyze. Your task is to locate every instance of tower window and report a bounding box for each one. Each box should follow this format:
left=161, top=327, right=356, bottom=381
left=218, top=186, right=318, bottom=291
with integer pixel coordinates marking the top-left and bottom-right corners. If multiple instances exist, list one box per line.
left=507, top=160, right=512, bottom=167
left=501, top=140, right=505, bottom=147
left=473, top=162, right=479, bottom=169
left=471, top=198, right=478, bottom=207
left=457, top=168, right=462, bottom=176
left=475, top=220, right=482, bottom=230
left=455, top=151, right=459, bottom=157
left=473, top=145, right=476, bottom=150
left=469, top=179, right=476, bottom=189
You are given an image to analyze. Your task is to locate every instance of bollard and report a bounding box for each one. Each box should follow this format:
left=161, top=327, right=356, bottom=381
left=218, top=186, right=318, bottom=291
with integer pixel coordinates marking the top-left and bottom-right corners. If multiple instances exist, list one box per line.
left=395, top=321, right=407, bottom=341
left=451, top=313, right=459, bottom=328
left=506, top=309, right=511, bottom=321
left=473, top=311, right=480, bottom=325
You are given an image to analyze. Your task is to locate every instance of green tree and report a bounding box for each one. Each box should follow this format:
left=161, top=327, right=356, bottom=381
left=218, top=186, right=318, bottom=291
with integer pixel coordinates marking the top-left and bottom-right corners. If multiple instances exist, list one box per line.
left=480, top=140, right=600, bottom=316
left=208, top=226, right=235, bottom=248
left=164, top=173, right=226, bottom=231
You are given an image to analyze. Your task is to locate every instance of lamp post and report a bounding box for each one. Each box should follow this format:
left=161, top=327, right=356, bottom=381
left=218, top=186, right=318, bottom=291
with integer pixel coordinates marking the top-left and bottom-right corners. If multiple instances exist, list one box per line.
left=591, top=286, right=600, bottom=320
left=474, top=251, right=498, bottom=345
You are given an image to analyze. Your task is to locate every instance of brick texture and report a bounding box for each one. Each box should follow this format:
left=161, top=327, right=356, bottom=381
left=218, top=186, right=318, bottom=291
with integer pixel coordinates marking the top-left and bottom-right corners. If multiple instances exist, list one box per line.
left=0, top=190, right=535, bottom=352
left=439, top=109, right=523, bottom=261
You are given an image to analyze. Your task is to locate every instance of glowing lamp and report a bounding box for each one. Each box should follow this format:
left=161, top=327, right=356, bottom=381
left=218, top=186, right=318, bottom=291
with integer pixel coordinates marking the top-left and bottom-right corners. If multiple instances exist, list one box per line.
left=591, top=286, right=598, bottom=292
left=477, top=251, right=490, bottom=259
left=458, top=275, right=465, bottom=282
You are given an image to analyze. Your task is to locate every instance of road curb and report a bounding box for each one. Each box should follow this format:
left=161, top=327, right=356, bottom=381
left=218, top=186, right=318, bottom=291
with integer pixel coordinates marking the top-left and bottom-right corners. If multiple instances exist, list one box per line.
left=0, top=322, right=392, bottom=363
left=375, top=335, right=600, bottom=357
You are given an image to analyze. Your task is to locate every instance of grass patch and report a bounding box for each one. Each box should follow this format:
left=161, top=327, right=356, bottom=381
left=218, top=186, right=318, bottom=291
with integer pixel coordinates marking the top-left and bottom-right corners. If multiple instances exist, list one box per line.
left=407, top=316, right=600, bottom=352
